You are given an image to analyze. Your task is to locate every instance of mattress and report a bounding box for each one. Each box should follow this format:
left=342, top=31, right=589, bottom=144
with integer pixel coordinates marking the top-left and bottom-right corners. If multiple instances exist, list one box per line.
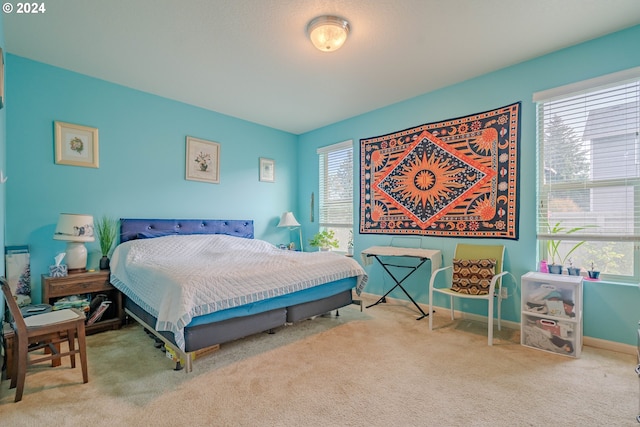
left=110, top=233, right=367, bottom=350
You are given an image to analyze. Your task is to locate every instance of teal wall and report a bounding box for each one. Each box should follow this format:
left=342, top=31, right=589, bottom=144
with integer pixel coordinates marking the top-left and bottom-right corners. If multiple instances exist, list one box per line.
left=5, top=55, right=299, bottom=300
left=4, top=23, right=640, bottom=345
left=297, top=25, right=640, bottom=346
left=0, top=13, right=5, bottom=277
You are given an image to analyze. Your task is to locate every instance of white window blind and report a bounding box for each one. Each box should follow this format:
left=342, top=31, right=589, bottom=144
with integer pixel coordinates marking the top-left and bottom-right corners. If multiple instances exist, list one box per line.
left=535, top=68, right=640, bottom=279
left=317, top=140, right=353, bottom=229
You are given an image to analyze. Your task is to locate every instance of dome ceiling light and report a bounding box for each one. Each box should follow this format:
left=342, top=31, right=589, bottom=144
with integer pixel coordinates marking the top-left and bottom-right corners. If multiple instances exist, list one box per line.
left=306, top=15, right=350, bottom=52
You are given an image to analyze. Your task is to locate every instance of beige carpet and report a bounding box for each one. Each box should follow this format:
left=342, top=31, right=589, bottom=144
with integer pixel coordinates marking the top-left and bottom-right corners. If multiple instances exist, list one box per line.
left=1, top=296, right=637, bottom=426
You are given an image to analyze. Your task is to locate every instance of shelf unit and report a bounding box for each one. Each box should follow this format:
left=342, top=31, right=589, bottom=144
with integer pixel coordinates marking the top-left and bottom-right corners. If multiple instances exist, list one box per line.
left=521, top=271, right=583, bottom=358
left=41, top=270, right=124, bottom=335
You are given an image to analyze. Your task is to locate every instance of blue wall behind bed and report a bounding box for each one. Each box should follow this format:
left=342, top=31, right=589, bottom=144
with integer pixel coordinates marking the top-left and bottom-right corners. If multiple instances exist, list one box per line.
left=5, top=55, right=299, bottom=300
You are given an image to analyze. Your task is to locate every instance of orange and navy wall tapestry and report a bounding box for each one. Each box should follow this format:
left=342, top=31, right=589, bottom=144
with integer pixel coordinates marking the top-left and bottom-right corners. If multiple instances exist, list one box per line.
left=360, top=102, right=520, bottom=239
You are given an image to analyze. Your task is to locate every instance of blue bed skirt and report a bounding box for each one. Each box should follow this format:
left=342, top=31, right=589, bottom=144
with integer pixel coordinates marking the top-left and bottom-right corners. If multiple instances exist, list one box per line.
left=187, top=277, right=356, bottom=326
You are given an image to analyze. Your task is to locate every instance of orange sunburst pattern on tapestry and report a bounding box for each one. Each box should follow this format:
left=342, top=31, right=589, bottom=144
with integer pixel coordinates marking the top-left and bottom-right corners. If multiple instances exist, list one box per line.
left=360, top=102, right=520, bottom=239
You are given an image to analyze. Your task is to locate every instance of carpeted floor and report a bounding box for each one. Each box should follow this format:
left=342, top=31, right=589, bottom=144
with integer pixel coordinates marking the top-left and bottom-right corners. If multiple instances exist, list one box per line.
left=1, top=296, right=637, bottom=426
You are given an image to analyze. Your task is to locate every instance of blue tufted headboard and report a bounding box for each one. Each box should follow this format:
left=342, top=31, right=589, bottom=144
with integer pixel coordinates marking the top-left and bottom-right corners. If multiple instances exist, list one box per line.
left=119, top=219, right=254, bottom=243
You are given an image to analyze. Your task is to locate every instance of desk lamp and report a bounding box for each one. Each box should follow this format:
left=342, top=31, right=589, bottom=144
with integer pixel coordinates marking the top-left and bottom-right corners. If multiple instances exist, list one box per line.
left=53, top=213, right=95, bottom=273
left=277, top=212, right=303, bottom=252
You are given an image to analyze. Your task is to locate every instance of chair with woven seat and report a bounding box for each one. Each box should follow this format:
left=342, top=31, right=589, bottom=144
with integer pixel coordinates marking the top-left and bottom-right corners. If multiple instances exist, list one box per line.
left=428, top=244, right=511, bottom=345
left=1, top=277, right=88, bottom=402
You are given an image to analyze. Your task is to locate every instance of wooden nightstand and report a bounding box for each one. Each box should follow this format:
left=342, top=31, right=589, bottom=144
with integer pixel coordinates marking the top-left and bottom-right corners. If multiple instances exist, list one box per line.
left=41, top=270, right=124, bottom=335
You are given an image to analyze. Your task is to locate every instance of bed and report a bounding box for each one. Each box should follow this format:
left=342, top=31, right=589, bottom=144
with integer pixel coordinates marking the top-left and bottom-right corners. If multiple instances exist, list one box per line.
left=109, top=218, right=367, bottom=372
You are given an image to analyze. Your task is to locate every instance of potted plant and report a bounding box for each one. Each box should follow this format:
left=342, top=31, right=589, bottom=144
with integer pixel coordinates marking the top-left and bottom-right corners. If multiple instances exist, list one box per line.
left=587, top=261, right=600, bottom=280
left=567, top=258, right=581, bottom=276
left=545, top=221, right=589, bottom=274
left=347, top=230, right=354, bottom=255
left=309, top=229, right=339, bottom=251
left=95, top=216, right=118, bottom=270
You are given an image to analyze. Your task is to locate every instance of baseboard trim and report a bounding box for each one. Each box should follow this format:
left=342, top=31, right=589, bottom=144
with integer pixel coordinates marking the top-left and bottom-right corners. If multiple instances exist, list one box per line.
left=583, top=336, right=635, bottom=355
left=359, top=292, right=635, bottom=355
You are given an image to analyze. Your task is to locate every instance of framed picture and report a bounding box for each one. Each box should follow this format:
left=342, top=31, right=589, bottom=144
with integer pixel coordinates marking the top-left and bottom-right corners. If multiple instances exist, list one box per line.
left=259, top=157, right=275, bottom=182
left=54, top=121, right=99, bottom=168
left=0, top=48, right=4, bottom=109
left=186, top=136, right=220, bottom=183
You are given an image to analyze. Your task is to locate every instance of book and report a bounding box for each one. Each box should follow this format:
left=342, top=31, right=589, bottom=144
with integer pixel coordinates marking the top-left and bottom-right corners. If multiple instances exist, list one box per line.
left=86, top=301, right=111, bottom=326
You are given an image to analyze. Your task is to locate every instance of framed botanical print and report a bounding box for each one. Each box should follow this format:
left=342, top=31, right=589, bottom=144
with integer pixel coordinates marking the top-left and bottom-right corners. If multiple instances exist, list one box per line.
left=54, top=121, right=99, bottom=168
left=259, top=157, right=275, bottom=182
left=186, top=136, right=220, bottom=183
left=260, top=157, right=276, bottom=182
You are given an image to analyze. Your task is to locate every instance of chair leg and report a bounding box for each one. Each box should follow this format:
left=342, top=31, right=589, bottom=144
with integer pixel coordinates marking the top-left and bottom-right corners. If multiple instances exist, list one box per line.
left=67, top=328, right=77, bottom=369
left=497, top=296, right=502, bottom=331
left=487, top=297, right=494, bottom=346
left=12, top=339, right=28, bottom=402
left=51, top=340, right=62, bottom=367
left=77, top=323, right=88, bottom=383
left=9, top=334, right=19, bottom=389
left=449, top=295, right=455, bottom=320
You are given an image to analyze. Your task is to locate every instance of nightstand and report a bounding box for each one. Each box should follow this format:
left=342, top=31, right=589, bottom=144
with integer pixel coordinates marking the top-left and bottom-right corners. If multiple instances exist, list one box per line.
left=41, top=270, right=124, bottom=335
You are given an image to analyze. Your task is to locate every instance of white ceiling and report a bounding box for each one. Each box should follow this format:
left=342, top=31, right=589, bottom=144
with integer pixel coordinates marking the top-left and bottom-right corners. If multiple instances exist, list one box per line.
left=4, top=0, right=640, bottom=134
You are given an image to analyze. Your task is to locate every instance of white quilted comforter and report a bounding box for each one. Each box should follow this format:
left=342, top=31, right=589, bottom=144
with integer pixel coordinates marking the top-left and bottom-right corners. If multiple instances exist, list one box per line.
left=110, top=234, right=367, bottom=350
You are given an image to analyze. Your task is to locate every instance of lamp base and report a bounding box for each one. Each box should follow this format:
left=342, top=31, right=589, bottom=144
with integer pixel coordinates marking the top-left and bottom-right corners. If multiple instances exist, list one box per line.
left=65, top=241, right=88, bottom=272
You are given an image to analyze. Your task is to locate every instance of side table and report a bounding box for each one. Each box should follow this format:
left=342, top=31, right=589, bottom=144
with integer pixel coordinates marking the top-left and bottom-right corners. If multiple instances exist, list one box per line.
left=41, top=270, right=124, bottom=335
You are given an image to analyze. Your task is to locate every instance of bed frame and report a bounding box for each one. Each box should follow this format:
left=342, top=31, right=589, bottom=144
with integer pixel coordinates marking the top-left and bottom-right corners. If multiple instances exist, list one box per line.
left=118, top=218, right=355, bottom=372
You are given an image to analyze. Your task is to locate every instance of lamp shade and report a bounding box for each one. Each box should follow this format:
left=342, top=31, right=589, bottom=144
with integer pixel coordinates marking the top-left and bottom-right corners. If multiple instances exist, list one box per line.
left=53, top=213, right=95, bottom=242
left=277, top=212, right=301, bottom=228
left=306, top=15, right=350, bottom=52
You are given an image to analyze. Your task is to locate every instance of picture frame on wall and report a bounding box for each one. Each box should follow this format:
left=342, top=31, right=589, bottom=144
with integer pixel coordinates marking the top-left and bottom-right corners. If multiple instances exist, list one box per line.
left=186, top=136, right=220, bottom=184
left=54, top=121, right=99, bottom=168
left=259, top=157, right=275, bottom=182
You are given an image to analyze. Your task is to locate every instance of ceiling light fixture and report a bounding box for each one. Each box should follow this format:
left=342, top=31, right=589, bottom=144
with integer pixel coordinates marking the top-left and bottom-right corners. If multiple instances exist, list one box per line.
left=306, top=15, right=350, bottom=52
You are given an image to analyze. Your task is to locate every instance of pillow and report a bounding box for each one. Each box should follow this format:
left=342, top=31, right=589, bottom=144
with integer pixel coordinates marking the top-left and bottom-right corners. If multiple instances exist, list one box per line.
left=136, top=231, right=178, bottom=239
left=451, top=258, right=497, bottom=295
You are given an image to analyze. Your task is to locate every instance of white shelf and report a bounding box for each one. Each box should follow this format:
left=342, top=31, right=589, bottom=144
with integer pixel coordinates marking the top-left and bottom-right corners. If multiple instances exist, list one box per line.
left=521, top=271, right=583, bottom=358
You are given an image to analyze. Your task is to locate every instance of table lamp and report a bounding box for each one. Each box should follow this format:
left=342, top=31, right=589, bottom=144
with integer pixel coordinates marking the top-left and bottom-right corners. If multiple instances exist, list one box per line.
left=277, top=212, right=303, bottom=252
left=53, top=213, right=95, bottom=273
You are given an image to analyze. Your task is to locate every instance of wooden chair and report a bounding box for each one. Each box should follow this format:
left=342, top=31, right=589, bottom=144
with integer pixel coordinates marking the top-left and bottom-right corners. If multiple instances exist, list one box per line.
left=428, top=244, right=512, bottom=345
left=1, top=277, right=88, bottom=402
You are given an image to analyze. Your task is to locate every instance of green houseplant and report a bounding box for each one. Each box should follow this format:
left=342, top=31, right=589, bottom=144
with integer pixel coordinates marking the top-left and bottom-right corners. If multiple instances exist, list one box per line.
left=309, top=229, right=339, bottom=251
left=95, top=216, right=118, bottom=270
left=545, top=221, right=589, bottom=274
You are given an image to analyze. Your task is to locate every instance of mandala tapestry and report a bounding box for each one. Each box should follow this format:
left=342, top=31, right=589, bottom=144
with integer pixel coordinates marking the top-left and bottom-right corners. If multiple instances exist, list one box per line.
left=360, top=102, right=520, bottom=239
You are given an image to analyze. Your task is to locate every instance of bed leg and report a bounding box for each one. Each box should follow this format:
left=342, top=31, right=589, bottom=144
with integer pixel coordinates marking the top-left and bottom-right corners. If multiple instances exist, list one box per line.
left=174, top=361, right=184, bottom=371
left=336, top=309, right=340, bottom=316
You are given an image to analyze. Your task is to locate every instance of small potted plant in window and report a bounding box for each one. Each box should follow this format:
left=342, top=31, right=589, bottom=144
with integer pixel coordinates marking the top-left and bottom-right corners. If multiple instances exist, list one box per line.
left=545, top=221, right=589, bottom=274
left=309, top=230, right=339, bottom=252
left=587, top=261, right=600, bottom=280
left=567, top=258, right=581, bottom=276
left=95, top=215, right=118, bottom=270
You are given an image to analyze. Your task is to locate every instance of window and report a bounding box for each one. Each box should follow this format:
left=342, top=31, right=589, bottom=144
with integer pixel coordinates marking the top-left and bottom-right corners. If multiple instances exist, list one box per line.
left=534, top=67, right=640, bottom=282
left=317, top=140, right=353, bottom=251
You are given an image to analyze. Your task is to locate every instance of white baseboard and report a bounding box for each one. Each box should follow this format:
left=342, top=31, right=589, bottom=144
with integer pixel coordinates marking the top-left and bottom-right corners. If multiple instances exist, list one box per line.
left=583, top=336, right=635, bottom=355
left=359, top=292, right=635, bottom=355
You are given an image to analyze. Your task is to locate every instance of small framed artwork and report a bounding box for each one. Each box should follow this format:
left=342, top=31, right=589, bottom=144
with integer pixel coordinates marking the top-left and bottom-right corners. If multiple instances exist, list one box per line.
left=54, top=121, right=99, bottom=168
left=259, top=157, right=275, bottom=182
left=186, top=136, right=220, bottom=183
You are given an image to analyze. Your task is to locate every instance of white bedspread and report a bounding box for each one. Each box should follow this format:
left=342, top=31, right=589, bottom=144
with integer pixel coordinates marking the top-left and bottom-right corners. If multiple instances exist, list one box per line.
left=110, top=234, right=367, bottom=350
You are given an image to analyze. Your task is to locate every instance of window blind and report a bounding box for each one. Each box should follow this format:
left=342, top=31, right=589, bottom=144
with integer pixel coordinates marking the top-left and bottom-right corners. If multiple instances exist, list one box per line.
left=535, top=69, right=640, bottom=242
left=317, top=140, right=353, bottom=228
